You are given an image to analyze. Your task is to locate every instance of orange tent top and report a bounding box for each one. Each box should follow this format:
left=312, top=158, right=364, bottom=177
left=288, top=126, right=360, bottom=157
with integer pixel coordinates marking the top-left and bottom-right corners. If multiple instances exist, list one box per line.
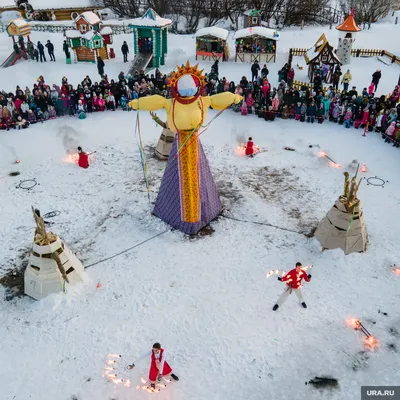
left=336, top=14, right=361, bottom=32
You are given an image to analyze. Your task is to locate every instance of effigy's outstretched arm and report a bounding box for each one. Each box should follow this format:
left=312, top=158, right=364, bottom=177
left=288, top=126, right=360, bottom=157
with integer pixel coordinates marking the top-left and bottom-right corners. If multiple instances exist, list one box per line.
left=129, top=95, right=167, bottom=111
left=208, top=92, right=242, bottom=110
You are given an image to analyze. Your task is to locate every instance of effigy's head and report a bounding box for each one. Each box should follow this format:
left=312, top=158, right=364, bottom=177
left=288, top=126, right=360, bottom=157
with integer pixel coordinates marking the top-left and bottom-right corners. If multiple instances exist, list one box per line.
left=168, top=61, right=206, bottom=104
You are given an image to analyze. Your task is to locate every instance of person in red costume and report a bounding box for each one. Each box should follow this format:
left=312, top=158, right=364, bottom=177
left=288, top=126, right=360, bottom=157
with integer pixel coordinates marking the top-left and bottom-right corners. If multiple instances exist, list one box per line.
left=77, top=146, right=89, bottom=169
left=128, top=343, right=179, bottom=390
left=272, top=262, right=311, bottom=311
left=245, top=137, right=254, bottom=157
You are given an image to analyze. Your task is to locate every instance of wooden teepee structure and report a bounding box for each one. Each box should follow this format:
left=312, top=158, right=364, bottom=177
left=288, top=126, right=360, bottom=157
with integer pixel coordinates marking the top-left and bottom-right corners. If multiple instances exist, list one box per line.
left=314, top=166, right=368, bottom=255
left=32, top=207, right=69, bottom=283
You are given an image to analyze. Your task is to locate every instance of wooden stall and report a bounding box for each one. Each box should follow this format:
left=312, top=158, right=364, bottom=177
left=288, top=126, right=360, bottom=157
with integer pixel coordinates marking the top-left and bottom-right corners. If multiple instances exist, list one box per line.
left=234, top=26, right=280, bottom=63
left=195, top=27, right=229, bottom=62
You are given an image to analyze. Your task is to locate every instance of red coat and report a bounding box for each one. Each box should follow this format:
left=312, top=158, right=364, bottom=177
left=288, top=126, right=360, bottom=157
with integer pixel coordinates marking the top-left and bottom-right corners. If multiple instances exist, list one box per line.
left=245, top=141, right=254, bottom=156
left=78, top=152, right=89, bottom=168
left=149, top=348, right=172, bottom=382
left=281, top=268, right=310, bottom=289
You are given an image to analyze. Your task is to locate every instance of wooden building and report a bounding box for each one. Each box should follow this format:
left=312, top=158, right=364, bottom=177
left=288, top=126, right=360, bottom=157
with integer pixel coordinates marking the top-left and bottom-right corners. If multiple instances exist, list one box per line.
left=194, top=27, right=229, bottom=62
left=234, top=26, right=280, bottom=63
left=304, top=33, right=341, bottom=83
left=66, top=11, right=113, bottom=62
left=10, top=0, right=104, bottom=21
left=243, top=9, right=261, bottom=28
left=129, top=8, right=172, bottom=70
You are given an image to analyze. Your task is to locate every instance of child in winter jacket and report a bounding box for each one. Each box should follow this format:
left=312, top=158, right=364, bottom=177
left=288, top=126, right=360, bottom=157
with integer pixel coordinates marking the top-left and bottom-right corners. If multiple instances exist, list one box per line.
left=384, top=121, right=396, bottom=143
left=27, top=109, right=37, bottom=124
left=393, top=123, right=400, bottom=148
left=16, top=116, right=29, bottom=129
left=368, top=83, right=375, bottom=96
left=360, top=105, right=369, bottom=128
left=344, top=108, right=353, bottom=128
left=300, top=103, right=307, bottom=122
left=271, top=95, right=279, bottom=111
left=77, top=100, right=86, bottom=115
left=332, top=103, right=340, bottom=122
left=295, top=102, right=301, bottom=120
left=36, top=108, right=44, bottom=122
left=246, top=93, right=255, bottom=114
left=48, top=106, right=56, bottom=119
left=21, top=100, right=29, bottom=118
left=306, top=102, right=317, bottom=123
left=107, top=94, right=116, bottom=110
left=98, top=94, right=105, bottom=111
left=241, top=102, right=248, bottom=116
left=321, top=96, right=331, bottom=119
left=92, top=93, right=98, bottom=111
left=120, top=95, right=128, bottom=110
left=353, top=106, right=363, bottom=129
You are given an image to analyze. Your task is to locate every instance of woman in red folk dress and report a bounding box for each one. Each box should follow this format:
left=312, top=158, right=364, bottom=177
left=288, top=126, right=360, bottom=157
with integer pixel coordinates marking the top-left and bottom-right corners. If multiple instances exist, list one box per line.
left=129, top=343, right=179, bottom=390
left=245, top=137, right=255, bottom=157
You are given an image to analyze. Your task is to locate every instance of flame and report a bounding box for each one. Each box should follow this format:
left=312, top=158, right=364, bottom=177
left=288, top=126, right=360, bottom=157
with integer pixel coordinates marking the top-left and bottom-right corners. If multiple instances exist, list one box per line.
left=301, top=265, right=312, bottom=271
left=347, top=318, right=361, bottom=330
left=104, top=367, right=113, bottom=371
left=365, top=336, right=379, bottom=349
left=108, top=360, right=116, bottom=365
left=141, top=377, right=147, bottom=384
left=124, top=379, right=131, bottom=388
left=136, top=385, right=140, bottom=390
left=328, top=161, right=341, bottom=168
left=319, top=151, right=327, bottom=157
left=361, top=163, right=367, bottom=172
left=108, top=354, right=120, bottom=358
left=15, top=159, right=20, bottom=164
left=392, top=268, right=400, bottom=275
left=64, top=153, right=79, bottom=164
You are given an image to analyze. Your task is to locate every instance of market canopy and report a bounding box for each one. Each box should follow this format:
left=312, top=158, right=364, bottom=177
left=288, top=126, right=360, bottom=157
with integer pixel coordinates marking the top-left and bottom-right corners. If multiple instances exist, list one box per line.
left=195, top=27, right=229, bottom=41
left=234, top=26, right=280, bottom=41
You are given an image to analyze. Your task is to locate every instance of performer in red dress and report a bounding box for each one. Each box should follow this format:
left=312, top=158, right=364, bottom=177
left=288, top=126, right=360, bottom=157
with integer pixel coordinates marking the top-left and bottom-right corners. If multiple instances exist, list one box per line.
left=245, top=137, right=255, bottom=157
left=128, top=343, right=179, bottom=389
left=77, top=146, right=89, bottom=169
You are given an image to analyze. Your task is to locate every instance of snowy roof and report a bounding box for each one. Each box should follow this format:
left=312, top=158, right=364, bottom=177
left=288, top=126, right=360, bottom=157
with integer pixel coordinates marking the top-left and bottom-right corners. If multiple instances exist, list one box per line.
left=195, top=27, right=228, bottom=41
left=10, top=18, right=29, bottom=27
left=129, top=8, right=172, bottom=28
left=243, top=9, right=261, bottom=17
left=234, top=26, right=280, bottom=41
left=78, top=11, right=101, bottom=25
left=100, top=26, right=112, bottom=35
left=304, top=35, right=341, bottom=65
left=27, top=0, right=103, bottom=10
left=82, top=30, right=102, bottom=40
left=65, top=29, right=81, bottom=38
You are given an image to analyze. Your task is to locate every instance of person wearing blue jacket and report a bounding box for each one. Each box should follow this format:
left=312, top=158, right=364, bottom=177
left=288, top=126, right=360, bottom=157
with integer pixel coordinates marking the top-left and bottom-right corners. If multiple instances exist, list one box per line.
left=307, top=102, right=317, bottom=123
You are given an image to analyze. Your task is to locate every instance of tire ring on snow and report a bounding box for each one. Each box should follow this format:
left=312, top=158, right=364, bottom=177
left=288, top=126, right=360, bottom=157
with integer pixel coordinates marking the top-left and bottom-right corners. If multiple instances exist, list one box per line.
left=43, top=210, right=61, bottom=219
left=366, top=176, right=386, bottom=187
left=17, top=179, right=38, bottom=190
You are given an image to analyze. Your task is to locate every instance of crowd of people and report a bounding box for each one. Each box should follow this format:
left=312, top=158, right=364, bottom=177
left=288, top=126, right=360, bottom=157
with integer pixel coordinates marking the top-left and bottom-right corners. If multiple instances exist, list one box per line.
left=1, top=59, right=399, bottom=147
left=206, top=60, right=400, bottom=147
left=0, top=68, right=172, bottom=130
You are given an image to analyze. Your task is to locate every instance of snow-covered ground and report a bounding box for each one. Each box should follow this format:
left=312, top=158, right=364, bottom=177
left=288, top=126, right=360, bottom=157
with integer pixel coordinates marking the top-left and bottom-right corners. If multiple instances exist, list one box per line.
left=0, top=22, right=400, bottom=400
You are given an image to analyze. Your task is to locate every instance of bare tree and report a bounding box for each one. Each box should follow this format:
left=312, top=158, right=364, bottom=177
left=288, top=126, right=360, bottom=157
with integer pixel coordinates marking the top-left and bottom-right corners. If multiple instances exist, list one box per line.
left=146, top=0, right=171, bottom=16
left=101, top=0, right=142, bottom=18
left=339, top=0, right=394, bottom=23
